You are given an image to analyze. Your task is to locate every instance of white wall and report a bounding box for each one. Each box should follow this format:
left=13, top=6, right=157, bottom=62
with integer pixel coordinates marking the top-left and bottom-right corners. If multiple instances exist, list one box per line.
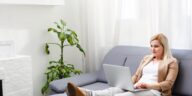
left=0, top=0, right=84, bottom=96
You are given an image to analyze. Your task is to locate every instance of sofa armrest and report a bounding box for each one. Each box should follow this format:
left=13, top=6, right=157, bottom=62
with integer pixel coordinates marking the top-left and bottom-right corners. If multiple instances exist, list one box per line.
left=49, top=72, right=98, bottom=93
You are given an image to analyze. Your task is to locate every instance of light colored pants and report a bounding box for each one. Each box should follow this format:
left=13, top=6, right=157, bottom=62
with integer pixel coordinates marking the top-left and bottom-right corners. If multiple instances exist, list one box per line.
left=80, top=87, right=157, bottom=96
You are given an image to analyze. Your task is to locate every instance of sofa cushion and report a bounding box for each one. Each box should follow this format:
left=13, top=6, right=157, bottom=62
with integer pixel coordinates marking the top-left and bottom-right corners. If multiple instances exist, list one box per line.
left=81, top=82, right=111, bottom=90
left=50, top=73, right=97, bottom=93
left=49, top=93, right=66, bottom=96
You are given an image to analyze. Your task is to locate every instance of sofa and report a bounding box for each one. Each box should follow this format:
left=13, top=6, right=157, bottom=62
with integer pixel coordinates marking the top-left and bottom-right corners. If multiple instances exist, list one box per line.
left=49, top=45, right=192, bottom=96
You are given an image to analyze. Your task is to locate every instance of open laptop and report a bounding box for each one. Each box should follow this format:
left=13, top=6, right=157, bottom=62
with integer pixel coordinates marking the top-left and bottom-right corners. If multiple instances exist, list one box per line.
left=103, top=64, right=148, bottom=92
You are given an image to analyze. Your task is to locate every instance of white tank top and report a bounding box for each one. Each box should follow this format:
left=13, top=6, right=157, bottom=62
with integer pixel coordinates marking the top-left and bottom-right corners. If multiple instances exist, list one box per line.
left=138, top=61, right=161, bottom=96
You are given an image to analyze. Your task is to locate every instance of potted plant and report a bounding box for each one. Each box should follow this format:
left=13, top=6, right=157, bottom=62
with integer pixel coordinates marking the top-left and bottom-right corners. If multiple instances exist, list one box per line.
left=41, top=19, right=85, bottom=95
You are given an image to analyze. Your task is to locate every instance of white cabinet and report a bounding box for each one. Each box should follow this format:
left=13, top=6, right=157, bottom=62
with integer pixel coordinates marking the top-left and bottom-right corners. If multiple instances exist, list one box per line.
left=0, top=56, right=33, bottom=96
left=0, top=0, right=64, bottom=5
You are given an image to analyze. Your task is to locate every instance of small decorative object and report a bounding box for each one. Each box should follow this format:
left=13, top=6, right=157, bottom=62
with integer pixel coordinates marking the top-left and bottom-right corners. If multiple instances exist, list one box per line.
left=41, top=19, right=85, bottom=94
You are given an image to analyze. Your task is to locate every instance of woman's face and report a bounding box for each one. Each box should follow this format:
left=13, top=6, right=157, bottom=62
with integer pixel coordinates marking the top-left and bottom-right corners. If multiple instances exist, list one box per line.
left=150, top=40, right=164, bottom=59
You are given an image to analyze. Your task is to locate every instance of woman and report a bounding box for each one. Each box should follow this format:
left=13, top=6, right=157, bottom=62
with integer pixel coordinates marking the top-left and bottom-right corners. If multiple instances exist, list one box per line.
left=66, top=33, right=179, bottom=96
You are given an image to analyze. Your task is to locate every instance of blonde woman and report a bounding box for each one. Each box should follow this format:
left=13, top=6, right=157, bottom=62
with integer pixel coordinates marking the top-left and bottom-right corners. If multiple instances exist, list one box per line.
left=66, top=33, right=179, bottom=96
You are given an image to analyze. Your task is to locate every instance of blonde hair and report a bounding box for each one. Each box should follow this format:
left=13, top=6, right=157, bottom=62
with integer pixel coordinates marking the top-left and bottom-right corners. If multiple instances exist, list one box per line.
left=150, top=33, right=172, bottom=60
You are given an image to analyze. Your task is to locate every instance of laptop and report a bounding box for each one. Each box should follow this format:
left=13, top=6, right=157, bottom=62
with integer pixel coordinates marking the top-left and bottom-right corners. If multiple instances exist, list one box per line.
left=103, top=64, right=148, bottom=92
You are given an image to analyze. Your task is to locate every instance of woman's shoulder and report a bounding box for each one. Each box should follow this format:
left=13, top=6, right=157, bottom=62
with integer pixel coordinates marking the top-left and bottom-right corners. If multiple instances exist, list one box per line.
left=167, top=57, right=178, bottom=66
left=169, top=57, right=178, bottom=63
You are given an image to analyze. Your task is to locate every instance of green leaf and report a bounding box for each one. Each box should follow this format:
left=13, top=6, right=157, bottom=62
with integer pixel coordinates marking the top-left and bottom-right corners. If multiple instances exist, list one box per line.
left=71, top=30, right=77, bottom=37
left=48, top=28, right=53, bottom=32
left=49, top=61, right=58, bottom=64
left=54, top=22, right=62, bottom=30
left=65, top=30, right=79, bottom=45
left=48, top=65, right=56, bottom=69
left=71, top=33, right=79, bottom=44
left=48, top=28, right=59, bottom=33
left=61, top=68, right=66, bottom=73
left=74, top=70, right=82, bottom=75
left=76, top=44, right=85, bottom=56
left=67, top=64, right=74, bottom=68
left=60, top=19, right=66, bottom=26
left=41, top=82, right=49, bottom=94
left=45, top=43, right=50, bottom=54
left=45, top=69, right=51, bottom=74
left=57, top=32, right=61, bottom=40
left=67, top=35, right=74, bottom=45
left=59, top=32, right=66, bottom=42
left=53, top=28, right=59, bottom=33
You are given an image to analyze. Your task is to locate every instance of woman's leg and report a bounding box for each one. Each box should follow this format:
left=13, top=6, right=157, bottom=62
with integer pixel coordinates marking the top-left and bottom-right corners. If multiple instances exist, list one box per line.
left=67, top=82, right=124, bottom=96
left=114, top=90, right=157, bottom=96
left=80, top=87, right=124, bottom=96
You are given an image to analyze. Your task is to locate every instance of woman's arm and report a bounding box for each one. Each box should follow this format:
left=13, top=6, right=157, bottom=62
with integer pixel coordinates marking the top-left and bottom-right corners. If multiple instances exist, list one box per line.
left=158, top=60, right=179, bottom=91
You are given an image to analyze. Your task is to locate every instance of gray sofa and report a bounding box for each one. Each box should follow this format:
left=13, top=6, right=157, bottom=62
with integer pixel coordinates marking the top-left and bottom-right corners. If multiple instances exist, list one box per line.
left=49, top=46, right=192, bottom=96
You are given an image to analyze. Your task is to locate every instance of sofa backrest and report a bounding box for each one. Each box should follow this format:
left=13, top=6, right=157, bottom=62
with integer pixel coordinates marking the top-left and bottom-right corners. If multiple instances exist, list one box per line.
left=171, top=49, right=192, bottom=96
left=97, top=45, right=192, bottom=96
left=97, top=46, right=149, bottom=82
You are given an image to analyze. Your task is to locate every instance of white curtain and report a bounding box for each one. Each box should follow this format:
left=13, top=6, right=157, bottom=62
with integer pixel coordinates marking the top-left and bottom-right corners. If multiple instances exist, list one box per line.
left=118, top=0, right=192, bottom=48
left=80, top=0, right=192, bottom=72
left=80, top=0, right=120, bottom=72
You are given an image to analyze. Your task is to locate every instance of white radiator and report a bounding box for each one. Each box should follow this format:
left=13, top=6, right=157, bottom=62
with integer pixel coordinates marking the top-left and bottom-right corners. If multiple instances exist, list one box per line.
left=0, top=56, right=33, bottom=96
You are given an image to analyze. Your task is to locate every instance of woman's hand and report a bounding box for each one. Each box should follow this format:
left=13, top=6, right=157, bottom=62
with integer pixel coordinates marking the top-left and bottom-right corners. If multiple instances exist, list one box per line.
left=134, top=82, right=148, bottom=89
left=134, top=82, right=161, bottom=90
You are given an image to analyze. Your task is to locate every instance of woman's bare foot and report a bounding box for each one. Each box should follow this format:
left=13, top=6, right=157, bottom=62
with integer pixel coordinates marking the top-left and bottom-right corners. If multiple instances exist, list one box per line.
left=66, top=82, right=85, bottom=96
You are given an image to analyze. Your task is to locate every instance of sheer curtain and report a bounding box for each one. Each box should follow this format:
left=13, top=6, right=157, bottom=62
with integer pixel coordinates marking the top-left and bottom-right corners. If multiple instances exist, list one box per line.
left=80, top=0, right=192, bottom=72
left=80, top=0, right=120, bottom=72
left=118, top=0, right=192, bottom=49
